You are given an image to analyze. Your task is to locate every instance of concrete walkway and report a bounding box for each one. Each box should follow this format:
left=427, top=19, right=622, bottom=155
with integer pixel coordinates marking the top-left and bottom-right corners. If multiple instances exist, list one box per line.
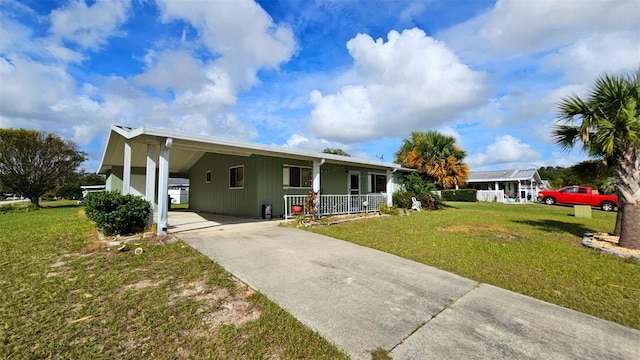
left=172, top=212, right=639, bottom=359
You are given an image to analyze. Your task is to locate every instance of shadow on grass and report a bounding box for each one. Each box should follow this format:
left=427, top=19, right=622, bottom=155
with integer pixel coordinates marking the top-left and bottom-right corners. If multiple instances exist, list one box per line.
left=512, top=219, right=596, bottom=237
left=43, top=204, right=81, bottom=209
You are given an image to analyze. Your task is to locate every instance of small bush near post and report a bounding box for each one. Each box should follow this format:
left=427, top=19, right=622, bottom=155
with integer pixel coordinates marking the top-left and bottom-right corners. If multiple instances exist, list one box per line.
left=392, top=190, right=413, bottom=209
left=441, top=189, right=477, bottom=202
left=83, top=191, right=151, bottom=235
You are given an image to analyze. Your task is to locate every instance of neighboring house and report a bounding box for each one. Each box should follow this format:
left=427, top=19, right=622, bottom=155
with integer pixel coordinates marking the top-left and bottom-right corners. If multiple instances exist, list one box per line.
left=98, top=125, right=410, bottom=234
left=168, top=178, right=189, bottom=204
left=466, top=169, right=544, bottom=201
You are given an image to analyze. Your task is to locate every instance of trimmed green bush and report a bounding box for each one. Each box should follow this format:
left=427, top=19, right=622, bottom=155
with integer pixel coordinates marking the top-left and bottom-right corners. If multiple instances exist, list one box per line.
left=393, top=173, right=445, bottom=209
left=83, top=191, right=150, bottom=235
left=441, top=189, right=477, bottom=202
left=378, top=203, right=400, bottom=215
left=392, top=190, right=413, bottom=208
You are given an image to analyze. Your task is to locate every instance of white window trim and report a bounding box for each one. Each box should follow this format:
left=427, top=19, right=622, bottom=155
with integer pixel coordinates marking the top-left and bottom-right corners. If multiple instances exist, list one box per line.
left=229, top=165, right=244, bottom=189
left=367, top=172, right=387, bottom=194
left=283, top=165, right=312, bottom=189
left=205, top=170, right=211, bottom=184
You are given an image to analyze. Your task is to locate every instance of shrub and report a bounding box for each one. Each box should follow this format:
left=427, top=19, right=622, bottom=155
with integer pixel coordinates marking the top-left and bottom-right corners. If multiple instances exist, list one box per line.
left=392, top=190, right=413, bottom=208
left=378, top=203, right=400, bottom=215
left=83, top=191, right=150, bottom=235
left=420, top=193, right=444, bottom=209
left=441, top=189, right=477, bottom=202
left=394, top=173, right=445, bottom=209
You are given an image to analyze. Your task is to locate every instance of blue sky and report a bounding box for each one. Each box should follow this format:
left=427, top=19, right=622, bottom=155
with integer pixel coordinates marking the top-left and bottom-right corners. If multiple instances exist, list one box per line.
left=1, top=0, right=639, bottom=172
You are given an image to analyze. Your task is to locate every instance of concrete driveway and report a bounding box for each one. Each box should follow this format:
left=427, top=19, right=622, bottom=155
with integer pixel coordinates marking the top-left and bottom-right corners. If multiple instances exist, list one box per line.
left=172, top=212, right=639, bottom=360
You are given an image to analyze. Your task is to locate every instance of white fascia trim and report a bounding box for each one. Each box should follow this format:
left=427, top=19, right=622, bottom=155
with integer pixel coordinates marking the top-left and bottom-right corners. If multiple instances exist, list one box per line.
left=125, top=125, right=409, bottom=171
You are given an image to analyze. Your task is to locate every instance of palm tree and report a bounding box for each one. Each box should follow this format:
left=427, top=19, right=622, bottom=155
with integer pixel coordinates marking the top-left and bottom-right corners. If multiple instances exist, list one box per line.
left=395, top=131, right=469, bottom=189
left=554, top=69, right=640, bottom=249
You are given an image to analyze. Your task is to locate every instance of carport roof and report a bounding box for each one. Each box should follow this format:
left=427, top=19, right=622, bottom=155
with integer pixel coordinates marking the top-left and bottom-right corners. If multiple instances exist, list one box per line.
left=98, top=125, right=412, bottom=177
left=467, top=169, right=542, bottom=183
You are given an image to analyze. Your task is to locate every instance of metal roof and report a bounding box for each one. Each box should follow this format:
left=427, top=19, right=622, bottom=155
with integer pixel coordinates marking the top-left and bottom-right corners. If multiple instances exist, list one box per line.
left=98, top=125, right=412, bottom=177
left=467, top=169, right=542, bottom=183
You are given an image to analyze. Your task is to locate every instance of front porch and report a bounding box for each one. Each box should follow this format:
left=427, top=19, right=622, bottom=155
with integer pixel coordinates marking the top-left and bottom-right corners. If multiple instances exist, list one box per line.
left=284, top=194, right=387, bottom=220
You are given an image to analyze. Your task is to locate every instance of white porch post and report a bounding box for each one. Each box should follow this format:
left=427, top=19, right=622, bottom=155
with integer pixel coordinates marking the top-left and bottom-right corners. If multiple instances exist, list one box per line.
left=494, top=181, right=499, bottom=191
left=145, top=144, right=157, bottom=227
left=312, top=159, right=325, bottom=217
left=157, top=138, right=172, bottom=235
left=517, top=180, right=522, bottom=202
left=386, top=169, right=393, bottom=206
left=122, top=140, right=132, bottom=194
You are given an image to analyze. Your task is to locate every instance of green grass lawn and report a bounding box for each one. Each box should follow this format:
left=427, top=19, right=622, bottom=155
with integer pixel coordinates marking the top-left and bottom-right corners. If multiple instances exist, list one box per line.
left=310, top=202, right=640, bottom=330
left=0, top=204, right=347, bottom=359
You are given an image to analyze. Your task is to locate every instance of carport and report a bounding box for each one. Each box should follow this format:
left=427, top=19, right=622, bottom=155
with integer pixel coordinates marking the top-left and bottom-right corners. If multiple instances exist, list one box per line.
left=98, top=125, right=408, bottom=235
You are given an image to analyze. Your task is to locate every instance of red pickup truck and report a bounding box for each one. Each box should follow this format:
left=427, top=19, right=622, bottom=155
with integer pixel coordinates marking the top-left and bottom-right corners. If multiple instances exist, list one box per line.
left=537, top=186, right=618, bottom=211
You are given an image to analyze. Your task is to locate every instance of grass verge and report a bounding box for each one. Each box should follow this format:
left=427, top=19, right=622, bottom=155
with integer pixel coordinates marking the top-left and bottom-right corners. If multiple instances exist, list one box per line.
left=310, top=202, right=640, bottom=329
left=0, top=205, right=347, bottom=359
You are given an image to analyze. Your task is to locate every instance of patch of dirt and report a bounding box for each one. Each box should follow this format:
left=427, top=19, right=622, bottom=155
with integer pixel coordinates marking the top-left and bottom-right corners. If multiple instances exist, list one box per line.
left=268, top=346, right=284, bottom=360
left=169, top=278, right=261, bottom=332
left=50, top=260, right=66, bottom=268
left=583, top=233, right=640, bottom=260
left=122, top=336, right=151, bottom=351
left=202, top=297, right=261, bottom=329
left=441, top=224, right=510, bottom=233
left=121, top=279, right=166, bottom=291
left=80, top=240, right=105, bottom=254
left=168, top=280, right=229, bottom=306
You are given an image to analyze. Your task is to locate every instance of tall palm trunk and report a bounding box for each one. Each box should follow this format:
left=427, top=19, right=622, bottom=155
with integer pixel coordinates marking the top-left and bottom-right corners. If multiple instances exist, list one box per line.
left=617, top=147, right=640, bottom=249
left=613, top=201, right=623, bottom=236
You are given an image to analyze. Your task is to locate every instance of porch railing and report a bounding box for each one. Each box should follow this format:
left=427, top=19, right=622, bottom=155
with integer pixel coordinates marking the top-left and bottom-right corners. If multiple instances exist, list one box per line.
left=284, top=194, right=388, bottom=220
left=476, top=190, right=506, bottom=203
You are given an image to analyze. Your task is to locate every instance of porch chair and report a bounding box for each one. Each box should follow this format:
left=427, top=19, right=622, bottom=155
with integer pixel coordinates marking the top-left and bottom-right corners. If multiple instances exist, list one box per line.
left=411, top=197, right=422, bottom=211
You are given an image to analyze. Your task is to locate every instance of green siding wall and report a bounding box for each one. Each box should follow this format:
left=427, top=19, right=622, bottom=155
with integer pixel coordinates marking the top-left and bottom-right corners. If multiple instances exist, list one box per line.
left=106, top=167, right=123, bottom=193
left=105, top=166, right=147, bottom=196
left=320, top=164, right=389, bottom=195
left=256, top=156, right=313, bottom=218
left=189, top=153, right=259, bottom=217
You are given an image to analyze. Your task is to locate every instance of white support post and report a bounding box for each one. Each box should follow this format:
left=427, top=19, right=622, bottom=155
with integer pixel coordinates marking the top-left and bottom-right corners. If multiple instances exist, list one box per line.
left=312, top=159, right=324, bottom=218
left=157, top=138, right=172, bottom=235
left=386, top=169, right=393, bottom=206
left=122, top=140, right=132, bottom=195
left=145, top=144, right=157, bottom=227
left=517, top=180, right=522, bottom=202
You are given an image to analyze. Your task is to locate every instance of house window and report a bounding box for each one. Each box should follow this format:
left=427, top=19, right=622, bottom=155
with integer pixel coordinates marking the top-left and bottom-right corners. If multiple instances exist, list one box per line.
left=205, top=171, right=211, bottom=183
left=283, top=165, right=312, bottom=188
left=229, top=166, right=244, bottom=189
left=369, top=174, right=387, bottom=193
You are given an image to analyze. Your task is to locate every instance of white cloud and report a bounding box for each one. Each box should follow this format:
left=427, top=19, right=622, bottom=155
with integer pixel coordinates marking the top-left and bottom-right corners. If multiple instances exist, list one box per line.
left=281, top=133, right=351, bottom=154
left=0, top=55, right=75, bottom=120
left=440, top=0, right=640, bottom=65
left=545, top=31, right=640, bottom=84
left=49, top=0, right=131, bottom=50
left=156, top=0, right=296, bottom=89
left=307, top=28, right=487, bottom=143
left=134, top=50, right=207, bottom=93
left=467, top=135, right=541, bottom=168
left=0, top=0, right=294, bottom=154
left=480, top=0, right=639, bottom=52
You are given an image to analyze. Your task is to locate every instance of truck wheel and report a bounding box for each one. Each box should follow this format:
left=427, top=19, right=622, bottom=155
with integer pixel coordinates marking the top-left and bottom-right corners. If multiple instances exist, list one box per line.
left=543, top=197, right=556, bottom=205
left=600, top=202, right=615, bottom=212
